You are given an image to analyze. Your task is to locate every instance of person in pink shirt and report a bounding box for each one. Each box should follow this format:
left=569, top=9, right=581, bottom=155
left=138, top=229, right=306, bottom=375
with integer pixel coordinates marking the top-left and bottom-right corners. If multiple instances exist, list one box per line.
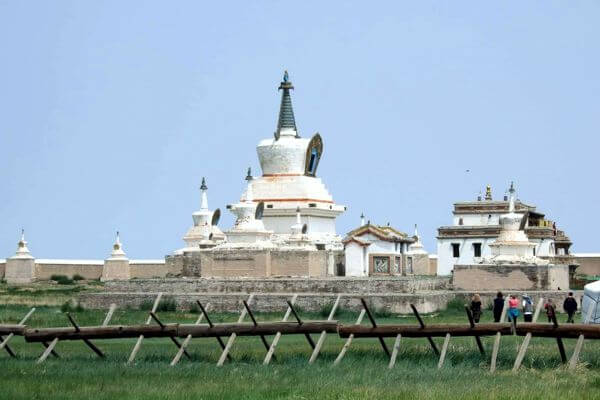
left=507, top=295, right=520, bottom=323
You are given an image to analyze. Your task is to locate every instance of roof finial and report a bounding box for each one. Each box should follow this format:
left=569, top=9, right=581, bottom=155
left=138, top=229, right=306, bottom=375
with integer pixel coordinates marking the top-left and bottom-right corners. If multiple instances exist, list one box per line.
left=200, top=177, right=207, bottom=190
left=509, top=181, right=515, bottom=194
left=485, top=184, right=492, bottom=200
left=276, top=70, right=298, bottom=139
left=414, top=223, right=419, bottom=238
left=245, top=167, right=252, bottom=181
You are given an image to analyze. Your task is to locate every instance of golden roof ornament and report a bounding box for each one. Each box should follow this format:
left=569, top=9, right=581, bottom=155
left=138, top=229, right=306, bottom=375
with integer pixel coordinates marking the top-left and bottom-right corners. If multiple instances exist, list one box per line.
left=485, top=184, right=492, bottom=200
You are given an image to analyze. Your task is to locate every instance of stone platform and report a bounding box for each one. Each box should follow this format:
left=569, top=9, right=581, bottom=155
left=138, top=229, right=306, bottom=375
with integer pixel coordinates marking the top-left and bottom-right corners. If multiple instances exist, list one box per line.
left=77, top=277, right=582, bottom=314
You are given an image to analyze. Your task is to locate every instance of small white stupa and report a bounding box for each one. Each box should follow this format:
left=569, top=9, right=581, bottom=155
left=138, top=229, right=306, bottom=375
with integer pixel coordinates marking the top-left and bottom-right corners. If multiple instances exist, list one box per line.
left=102, top=231, right=131, bottom=281
left=484, top=182, right=548, bottom=265
left=5, top=229, right=36, bottom=284
left=407, top=225, right=427, bottom=255
left=180, top=177, right=225, bottom=253
left=221, top=168, right=274, bottom=247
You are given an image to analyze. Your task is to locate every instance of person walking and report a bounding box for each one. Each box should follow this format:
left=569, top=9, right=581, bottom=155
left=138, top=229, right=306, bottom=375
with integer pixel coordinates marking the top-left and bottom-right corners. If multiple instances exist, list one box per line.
left=493, top=292, right=504, bottom=322
left=508, top=295, right=520, bottom=323
left=470, top=293, right=482, bottom=323
left=563, top=292, right=578, bottom=323
left=544, top=299, right=555, bottom=323
left=522, top=294, right=534, bottom=322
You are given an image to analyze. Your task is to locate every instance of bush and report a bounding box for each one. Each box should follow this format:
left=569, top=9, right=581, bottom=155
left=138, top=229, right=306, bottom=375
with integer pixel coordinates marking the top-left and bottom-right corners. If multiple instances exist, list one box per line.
left=61, top=300, right=85, bottom=313
left=139, top=296, right=178, bottom=312
left=374, top=307, right=392, bottom=319
left=72, top=274, right=85, bottom=281
left=50, top=274, right=74, bottom=285
left=157, top=296, right=178, bottom=312
left=319, top=302, right=334, bottom=318
left=138, top=299, right=154, bottom=311
left=446, top=297, right=467, bottom=312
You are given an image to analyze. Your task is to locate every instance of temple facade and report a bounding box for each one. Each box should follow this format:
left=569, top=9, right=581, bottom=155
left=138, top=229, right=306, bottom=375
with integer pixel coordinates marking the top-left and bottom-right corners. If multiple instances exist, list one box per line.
left=437, top=183, right=576, bottom=276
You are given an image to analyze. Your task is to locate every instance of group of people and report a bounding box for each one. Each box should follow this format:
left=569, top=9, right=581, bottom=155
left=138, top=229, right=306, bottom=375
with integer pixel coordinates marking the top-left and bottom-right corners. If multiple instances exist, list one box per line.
left=469, top=292, right=579, bottom=323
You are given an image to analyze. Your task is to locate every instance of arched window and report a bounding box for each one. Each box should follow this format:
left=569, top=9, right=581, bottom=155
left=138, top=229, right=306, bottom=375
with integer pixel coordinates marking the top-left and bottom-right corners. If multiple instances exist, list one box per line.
left=305, top=133, right=323, bottom=177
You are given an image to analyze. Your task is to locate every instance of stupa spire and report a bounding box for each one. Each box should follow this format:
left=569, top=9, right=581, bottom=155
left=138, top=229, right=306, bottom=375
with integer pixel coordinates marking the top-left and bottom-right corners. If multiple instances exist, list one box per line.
left=200, top=177, right=208, bottom=211
left=275, top=70, right=298, bottom=139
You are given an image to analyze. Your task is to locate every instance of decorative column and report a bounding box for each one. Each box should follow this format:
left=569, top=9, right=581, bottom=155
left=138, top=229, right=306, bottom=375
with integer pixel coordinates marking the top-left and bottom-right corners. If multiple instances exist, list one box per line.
left=5, top=230, right=36, bottom=284
left=101, top=232, right=131, bottom=281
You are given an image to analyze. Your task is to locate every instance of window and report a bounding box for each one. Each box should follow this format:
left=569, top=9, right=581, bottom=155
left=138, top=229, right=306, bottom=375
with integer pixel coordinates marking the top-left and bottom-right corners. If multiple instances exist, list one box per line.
left=373, top=256, right=390, bottom=274
left=406, top=257, right=413, bottom=274
left=394, top=256, right=402, bottom=274
left=458, top=218, right=463, bottom=226
left=308, top=148, right=319, bottom=174
left=452, top=243, right=460, bottom=258
left=473, top=243, right=482, bottom=258
left=533, top=247, right=536, bottom=256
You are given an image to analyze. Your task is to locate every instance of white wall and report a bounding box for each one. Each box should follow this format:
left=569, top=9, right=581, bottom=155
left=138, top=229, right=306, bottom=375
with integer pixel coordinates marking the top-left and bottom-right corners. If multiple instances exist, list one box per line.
left=345, top=242, right=366, bottom=276
left=263, top=215, right=336, bottom=236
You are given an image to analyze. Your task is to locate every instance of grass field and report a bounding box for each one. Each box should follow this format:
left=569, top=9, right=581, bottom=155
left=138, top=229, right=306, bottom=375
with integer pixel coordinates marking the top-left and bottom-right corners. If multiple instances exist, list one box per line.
left=2, top=289, right=600, bottom=399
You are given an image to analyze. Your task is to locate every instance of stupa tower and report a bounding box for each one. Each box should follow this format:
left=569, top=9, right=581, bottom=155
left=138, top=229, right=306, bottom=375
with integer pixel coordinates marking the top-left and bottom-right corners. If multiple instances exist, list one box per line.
left=241, top=71, right=346, bottom=247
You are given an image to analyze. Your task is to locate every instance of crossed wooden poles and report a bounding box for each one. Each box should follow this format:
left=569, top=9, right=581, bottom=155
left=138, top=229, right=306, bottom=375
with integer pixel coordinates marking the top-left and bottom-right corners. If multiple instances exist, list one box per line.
left=1, top=294, right=599, bottom=371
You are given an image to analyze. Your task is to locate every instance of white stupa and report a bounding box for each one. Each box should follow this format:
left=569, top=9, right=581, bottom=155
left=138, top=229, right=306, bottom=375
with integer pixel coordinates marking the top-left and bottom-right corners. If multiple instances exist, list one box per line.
left=221, top=169, right=274, bottom=247
left=407, top=225, right=427, bottom=255
left=484, top=182, right=548, bottom=265
left=179, top=177, right=225, bottom=253
left=239, top=71, right=345, bottom=248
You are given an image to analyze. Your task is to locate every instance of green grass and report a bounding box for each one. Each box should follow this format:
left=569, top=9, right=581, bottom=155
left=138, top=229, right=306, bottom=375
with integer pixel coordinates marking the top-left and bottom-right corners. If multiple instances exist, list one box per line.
left=1, top=303, right=600, bottom=399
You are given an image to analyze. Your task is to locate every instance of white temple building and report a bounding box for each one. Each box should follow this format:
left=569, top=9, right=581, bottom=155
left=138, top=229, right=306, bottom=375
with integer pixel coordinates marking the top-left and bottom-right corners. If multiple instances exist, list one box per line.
left=437, top=183, right=575, bottom=276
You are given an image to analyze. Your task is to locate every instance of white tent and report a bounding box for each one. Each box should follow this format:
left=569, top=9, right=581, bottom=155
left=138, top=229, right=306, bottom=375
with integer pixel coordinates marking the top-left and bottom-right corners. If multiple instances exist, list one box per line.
left=582, top=280, right=600, bottom=323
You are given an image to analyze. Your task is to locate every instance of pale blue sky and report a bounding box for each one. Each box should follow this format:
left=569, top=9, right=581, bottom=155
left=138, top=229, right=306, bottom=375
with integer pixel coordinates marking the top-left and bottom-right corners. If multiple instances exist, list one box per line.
left=1, top=1, right=599, bottom=259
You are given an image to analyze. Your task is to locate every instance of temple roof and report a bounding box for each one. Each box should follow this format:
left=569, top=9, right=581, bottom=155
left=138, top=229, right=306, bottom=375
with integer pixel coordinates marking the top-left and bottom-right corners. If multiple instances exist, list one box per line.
left=344, top=223, right=414, bottom=244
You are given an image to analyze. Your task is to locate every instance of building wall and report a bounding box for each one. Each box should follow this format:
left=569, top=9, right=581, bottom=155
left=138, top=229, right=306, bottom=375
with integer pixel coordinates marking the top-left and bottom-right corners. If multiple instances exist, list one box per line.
left=573, top=254, right=600, bottom=276
left=35, top=260, right=104, bottom=280
left=453, top=264, right=569, bottom=291
left=0, top=260, right=5, bottom=278
left=129, top=261, right=167, bottom=279
left=437, top=237, right=554, bottom=276
left=345, top=243, right=366, bottom=276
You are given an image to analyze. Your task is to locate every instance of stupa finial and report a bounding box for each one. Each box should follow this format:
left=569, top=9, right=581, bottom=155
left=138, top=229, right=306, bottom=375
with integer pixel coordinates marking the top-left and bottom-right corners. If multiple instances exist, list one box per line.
left=200, top=177, right=207, bottom=190
left=276, top=70, right=298, bottom=138
left=414, top=224, right=419, bottom=238
left=485, top=184, right=492, bottom=200
left=508, top=182, right=516, bottom=213
left=245, top=167, right=253, bottom=181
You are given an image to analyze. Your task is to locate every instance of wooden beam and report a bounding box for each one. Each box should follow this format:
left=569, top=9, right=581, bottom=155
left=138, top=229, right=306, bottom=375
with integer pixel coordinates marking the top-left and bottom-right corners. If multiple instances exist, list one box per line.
left=569, top=303, right=595, bottom=369
left=437, top=333, right=451, bottom=369
left=0, top=309, right=35, bottom=357
left=102, top=304, right=116, bottom=327
left=171, top=303, right=210, bottom=367
left=37, top=337, right=59, bottom=364
left=338, top=323, right=512, bottom=338
left=196, top=301, right=230, bottom=360
left=333, top=309, right=366, bottom=366
left=149, top=312, right=190, bottom=359
left=66, top=313, right=105, bottom=358
left=490, top=297, right=509, bottom=373
left=388, top=334, right=402, bottom=369
left=127, top=292, right=163, bottom=364
left=286, top=300, right=316, bottom=350
left=309, top=294, right=341, bottom=364
left=361, top=298, right=390, bottom=357
left=179, top=321, right=337, bottom=338
left=513, top=298, right=544, bottom=371
left=549, top=307, right=567, bottom=363
left=217, top=294, right=255, bottom=366
left=264, top=294, right=298, bottom=365
left=243, top=300, right=274, bottom=358
left=410, top=304, right=439, bottom=356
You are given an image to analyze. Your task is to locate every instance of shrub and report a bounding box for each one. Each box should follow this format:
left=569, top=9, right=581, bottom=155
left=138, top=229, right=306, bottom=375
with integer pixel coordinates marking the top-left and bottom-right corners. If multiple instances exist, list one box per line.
left=188, top=303, right=200, bottom=314
left=72, top=274, right=85, bottom=281
left=374, top=307, right=392, bottom=319
left=446, top=297, right=466, bottom=312
left=50, top=274, right=74, bottom=285
left=319, top=302, right=334, bottom=318
left=61, top=300, right=85, bottom=312
left=157, top=296, right=178, bottom=312
left=138, top=299, right=154, bottom=311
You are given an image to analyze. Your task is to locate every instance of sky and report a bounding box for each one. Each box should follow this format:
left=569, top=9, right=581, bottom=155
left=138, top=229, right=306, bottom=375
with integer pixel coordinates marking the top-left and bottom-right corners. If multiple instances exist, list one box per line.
left=1, top=1, right=599, bottom=259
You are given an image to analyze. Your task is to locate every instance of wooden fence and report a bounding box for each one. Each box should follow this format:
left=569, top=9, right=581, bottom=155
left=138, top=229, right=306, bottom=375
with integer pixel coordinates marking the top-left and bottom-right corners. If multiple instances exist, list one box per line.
left=0, top=293, right=597, bottom=371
